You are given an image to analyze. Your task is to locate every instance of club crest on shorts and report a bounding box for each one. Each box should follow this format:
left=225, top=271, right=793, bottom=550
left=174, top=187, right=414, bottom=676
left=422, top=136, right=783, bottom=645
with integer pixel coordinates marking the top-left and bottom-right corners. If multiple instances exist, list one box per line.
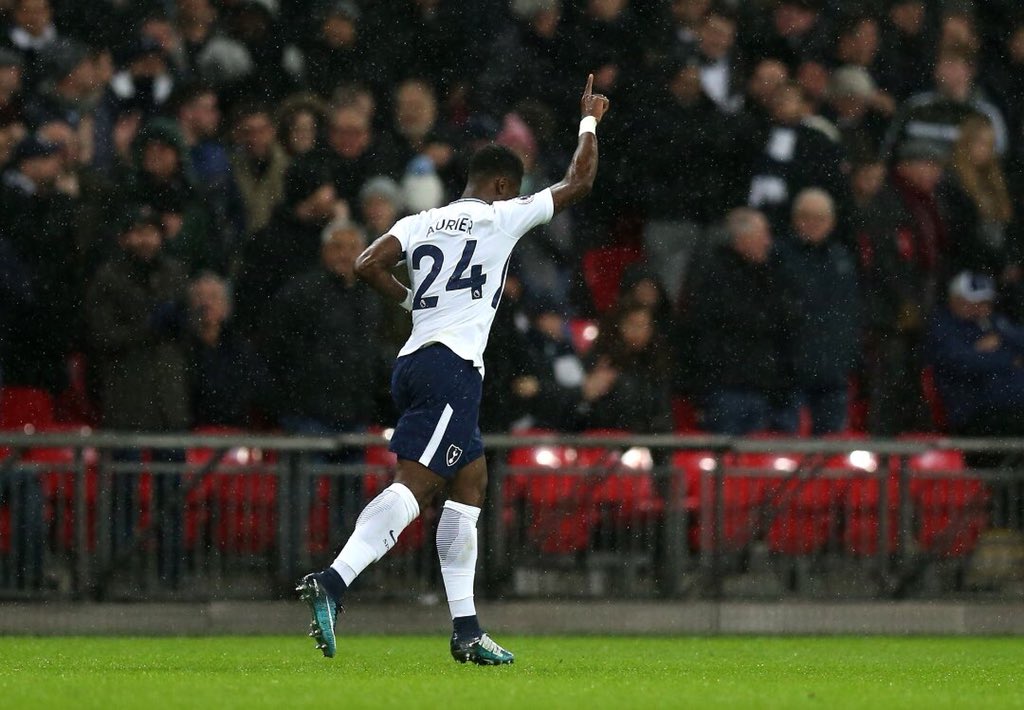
left=446, top=444, right=463, bottom=467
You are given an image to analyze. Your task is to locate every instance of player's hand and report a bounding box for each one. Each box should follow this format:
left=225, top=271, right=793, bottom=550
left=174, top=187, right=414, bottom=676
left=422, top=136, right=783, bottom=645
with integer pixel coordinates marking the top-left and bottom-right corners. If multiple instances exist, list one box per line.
left=581, top=73, right=610, bottom=124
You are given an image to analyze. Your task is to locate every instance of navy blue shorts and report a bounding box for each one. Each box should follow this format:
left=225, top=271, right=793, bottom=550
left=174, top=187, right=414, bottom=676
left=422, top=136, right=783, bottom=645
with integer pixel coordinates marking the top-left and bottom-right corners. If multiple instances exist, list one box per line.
left=388, top=344, right=484, bottom=479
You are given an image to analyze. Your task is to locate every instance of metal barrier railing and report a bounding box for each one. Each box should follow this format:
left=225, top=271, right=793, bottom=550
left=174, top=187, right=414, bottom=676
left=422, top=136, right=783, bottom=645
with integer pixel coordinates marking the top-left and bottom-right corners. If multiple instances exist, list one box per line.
left=1, top=431, right=1023, bottom=601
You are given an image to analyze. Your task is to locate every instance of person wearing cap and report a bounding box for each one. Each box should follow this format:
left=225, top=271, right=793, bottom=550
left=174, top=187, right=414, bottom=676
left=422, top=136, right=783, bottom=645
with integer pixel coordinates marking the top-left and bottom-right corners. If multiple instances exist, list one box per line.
left=926, top=271, right=1024, bottom=438
left=859, top=137, right=952, bottom=434
left=85, top=203, right=189, bottom=585
left=881, top=43, right=1008, bottom=161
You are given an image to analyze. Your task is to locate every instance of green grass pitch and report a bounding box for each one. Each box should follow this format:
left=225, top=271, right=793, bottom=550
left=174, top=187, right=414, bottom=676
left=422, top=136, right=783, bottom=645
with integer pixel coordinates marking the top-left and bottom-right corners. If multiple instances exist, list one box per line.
left=1, top=636, right=1022, bottom=709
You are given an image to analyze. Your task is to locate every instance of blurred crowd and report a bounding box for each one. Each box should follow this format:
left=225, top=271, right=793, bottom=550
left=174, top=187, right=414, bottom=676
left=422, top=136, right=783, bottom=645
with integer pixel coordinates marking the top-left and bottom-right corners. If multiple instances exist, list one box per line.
left=2, top=0, right=1024, bottom=442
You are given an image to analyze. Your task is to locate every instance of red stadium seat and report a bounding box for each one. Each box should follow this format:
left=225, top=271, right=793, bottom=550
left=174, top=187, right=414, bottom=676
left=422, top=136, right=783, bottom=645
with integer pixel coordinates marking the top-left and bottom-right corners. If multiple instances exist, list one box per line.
left=581, top=245, right=643, bottom=314
left=904, top=443, right=987, bottom=557
left=185, top=427, right=277, bottom=554
left=0, top=387, right=55, bottom=430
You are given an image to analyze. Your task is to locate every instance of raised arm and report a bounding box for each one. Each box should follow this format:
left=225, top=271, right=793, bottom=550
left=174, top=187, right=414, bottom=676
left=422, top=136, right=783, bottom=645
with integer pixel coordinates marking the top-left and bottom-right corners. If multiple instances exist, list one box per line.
left=355, top=235, right=414, bottom=311
left=550, top=74, right=610, bottom=215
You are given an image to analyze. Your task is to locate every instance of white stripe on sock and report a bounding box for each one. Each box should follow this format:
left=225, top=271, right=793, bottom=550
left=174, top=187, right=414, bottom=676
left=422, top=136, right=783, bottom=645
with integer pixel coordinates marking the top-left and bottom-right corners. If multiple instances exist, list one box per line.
left=419, top=403, right=454, bottom=467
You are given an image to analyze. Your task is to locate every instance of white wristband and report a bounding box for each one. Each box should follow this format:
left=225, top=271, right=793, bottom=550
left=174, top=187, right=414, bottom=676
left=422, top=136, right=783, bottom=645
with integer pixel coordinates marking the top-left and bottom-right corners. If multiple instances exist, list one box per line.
left=579, top=116, right=597, bottom=136
left=400, top=288, right=413, bottom=312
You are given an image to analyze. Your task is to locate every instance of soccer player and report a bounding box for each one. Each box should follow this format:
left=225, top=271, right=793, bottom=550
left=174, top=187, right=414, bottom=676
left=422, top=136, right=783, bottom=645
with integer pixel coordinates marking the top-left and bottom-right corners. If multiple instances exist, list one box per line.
left=297, top=75, right=609, bottom=663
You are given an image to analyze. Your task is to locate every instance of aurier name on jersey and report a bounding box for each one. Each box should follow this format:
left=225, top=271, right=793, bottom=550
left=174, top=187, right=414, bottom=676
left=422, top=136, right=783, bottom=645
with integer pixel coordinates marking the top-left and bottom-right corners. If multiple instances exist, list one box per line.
left=389, top=188, right=555, bottom=373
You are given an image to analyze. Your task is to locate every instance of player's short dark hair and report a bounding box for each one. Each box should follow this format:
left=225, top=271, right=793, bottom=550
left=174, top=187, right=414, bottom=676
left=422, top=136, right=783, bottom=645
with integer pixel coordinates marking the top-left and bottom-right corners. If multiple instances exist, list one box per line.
left=467, top=144, right=524, bottom=185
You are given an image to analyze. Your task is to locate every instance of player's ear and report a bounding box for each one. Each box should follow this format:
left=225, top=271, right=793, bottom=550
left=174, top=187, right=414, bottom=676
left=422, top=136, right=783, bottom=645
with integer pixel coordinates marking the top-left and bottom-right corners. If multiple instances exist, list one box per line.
left=494, top=176, right=509, bottom=197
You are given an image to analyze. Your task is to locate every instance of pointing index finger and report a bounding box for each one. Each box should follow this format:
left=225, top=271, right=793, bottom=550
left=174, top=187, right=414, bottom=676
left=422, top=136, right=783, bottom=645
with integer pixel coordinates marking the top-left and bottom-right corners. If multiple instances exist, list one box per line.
left=584, top=73, right=594, bottom=96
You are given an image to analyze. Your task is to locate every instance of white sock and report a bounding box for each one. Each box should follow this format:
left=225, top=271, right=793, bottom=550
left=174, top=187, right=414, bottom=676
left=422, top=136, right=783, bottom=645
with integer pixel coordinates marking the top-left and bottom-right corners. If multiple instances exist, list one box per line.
left=436, top=500, right=480, bottom=619
left=330, top=482, right=420, bottom=585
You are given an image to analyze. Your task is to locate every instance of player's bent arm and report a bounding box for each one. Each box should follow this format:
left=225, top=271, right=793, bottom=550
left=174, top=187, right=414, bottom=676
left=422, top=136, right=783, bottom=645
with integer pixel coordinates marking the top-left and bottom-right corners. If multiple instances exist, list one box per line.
left=549, top=132, right=598, bottom=216
left=355, top=235, right=413, bottom=309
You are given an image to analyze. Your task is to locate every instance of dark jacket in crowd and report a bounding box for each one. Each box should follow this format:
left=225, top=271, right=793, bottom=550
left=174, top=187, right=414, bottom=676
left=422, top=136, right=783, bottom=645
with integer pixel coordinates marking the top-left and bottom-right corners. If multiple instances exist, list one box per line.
left=186, top=326, right=266, bottom=429
left=685, top=245, right=794, bottom=394
left=577, top=352, right=673, bottom=434
left=859, top=174, right=949, bottom=333
left=85, top=252, right=191, bottom=430
left=523, top=323, right=585, bottom=432
left=0, top=170, right=80, bottom=390
left=233, top=203, right=326, bottom=335
left=926, top=306, right=1024, bottom=428
left=262, top=267, right=382, bottom=426
left=937, top=171, right=1009, bottom=277
left=776, top=236, right=861, bottom=388
left=640, top=90, right=736, bottom=224
left=882, top=91, right=1008, bottom=160
left=747, top=122, right=849, bottom=237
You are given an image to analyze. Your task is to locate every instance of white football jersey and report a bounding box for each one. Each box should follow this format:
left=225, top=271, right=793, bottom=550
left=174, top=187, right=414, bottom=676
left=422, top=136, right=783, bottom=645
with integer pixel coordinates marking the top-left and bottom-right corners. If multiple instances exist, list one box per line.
left=389, top=188, right=555, bottom=372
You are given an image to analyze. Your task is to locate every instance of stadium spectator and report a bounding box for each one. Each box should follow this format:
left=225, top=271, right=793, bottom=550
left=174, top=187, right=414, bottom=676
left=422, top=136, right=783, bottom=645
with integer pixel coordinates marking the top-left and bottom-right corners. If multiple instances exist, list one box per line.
left=876, top=0, right=934, bottom=101
left=695, top=6, right=743, bottom=115
left=831, top=13, right=881, bottom=76
left=86, top=204, right=190, bottom=430
left=23, top=39, right=93, bottom=129
left=172, top=81, right=245, bottom=248
left=939, top=115, right=1015, bottom=277
left=3, top=0, right=60, bottom=91
left=359, top=175, right=403, bottom=237
left=639, top=54, right=733, bottom=302
left=0, top=135, right=77, bottom=391
left=478, top=0, right=575, bottom=118
left=882, top=44, right=1008, bottom=161
left=823, top=65, right=891, bottom=159
left=577, top=301, right=672, bottom=434
left=301, top=1, right=376, bottom=99
left=275, top=92, right=326, bottom=159
left=261, top=220, right=383, bottom=436
left=0, top=48, right=25, bottom=131
left=229, top=102, right=289, bottom=235
left=926, top=271, right=1024, bottom=438
left=480, top=268, right=536, bottom=433
left=390, top=79, right=457, bottom=188
left=860, top=139, right=951, bottom=435
left=746, top=80, right=847, bottom=237
left=186, top=271, right=265, bottom=428
left=742, top=0, right=832, bottom=71
left=299, top=102, right=400, bottom=208
left=659, top=0, right=708, bottom=58
left=233, top=158, right=343, bottom=334
left=776, top=188, right=861, bottom=435
left=517, top=296, right=586, bottom=431
left=85, top=204, right=189, bottom=581
left=685, top=208, right=796, bottom=435
left=119, top=118, right=219, bottom=275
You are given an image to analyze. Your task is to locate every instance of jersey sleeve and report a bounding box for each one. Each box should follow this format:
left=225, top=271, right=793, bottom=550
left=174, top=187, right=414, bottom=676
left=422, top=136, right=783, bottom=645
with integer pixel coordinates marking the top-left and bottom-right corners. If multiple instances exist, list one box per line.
left=494, top=188, right=555, bottom=239
left=386, top=215, right=418, bottom=256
